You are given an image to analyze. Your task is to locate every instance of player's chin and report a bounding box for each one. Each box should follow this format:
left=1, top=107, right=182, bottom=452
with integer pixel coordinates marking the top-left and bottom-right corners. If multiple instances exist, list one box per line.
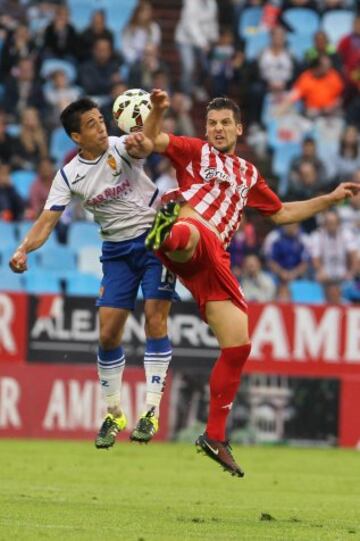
left=213, top=142, right=231, bottom=153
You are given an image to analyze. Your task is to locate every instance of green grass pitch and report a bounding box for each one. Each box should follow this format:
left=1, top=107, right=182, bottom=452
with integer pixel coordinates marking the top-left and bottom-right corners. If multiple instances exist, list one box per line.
left=0, top=440, right=359, bottom=541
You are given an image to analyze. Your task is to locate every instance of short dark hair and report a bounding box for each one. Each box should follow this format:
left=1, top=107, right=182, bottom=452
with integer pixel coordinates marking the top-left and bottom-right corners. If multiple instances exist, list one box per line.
left=206, top=97, right=241, bottom=123
left=60, top=98, right=99, bottom=137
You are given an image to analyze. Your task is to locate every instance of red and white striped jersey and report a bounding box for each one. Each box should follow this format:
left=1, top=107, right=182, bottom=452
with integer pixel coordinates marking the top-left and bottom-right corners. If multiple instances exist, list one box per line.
left=164, top=134, right=282, bottom=247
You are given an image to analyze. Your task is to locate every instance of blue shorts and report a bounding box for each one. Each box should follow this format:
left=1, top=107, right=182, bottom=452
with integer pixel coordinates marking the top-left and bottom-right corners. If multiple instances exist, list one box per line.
left=96, top=231, right=177, bottom=310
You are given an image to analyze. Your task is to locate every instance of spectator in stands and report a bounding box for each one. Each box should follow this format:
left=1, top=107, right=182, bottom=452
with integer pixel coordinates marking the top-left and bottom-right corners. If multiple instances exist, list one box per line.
left=289, top=137, right=328, bottom=186
left=310, top=209, right=357, bottom=283
left=11, top=107, right=48, bottom=171
left=155, top=159, right=178, bottom=196
left=121, top=0, right=161, bottom=66
left=42, top=5, right=78, bottom=61
left=175, top=0, right=219, bottom=99
left=337, top=13, right=360, bottom=89
left=338, top=176, right=360, bottom=231
left=79, top=9, right=114, bottom=61
left=278, top=55, right=344, bottom=118
left=286, top=160, right=322, bottom=200
left=240, top=254, right=276, bottom=302
left=229, top=220, right=260, bottom=278
left=127, top=43, right=169, bottom=91
left=305, top=30, right=341, bottom=71
left=79, top=38, right=122, bottom=97
left=2, top=58, right=45, bottom=122
left=331, top=125, right=360, bottom=182
left=44, top=68, right=82, bottom=129
left=170, top=92, right=196, bottom=136
left=323, top=279, right=348, bottom=304
left=0, top=109, right=15, bottom=165
left=281, top=0, right=319, bottom=12
left=258, top=25, right=295, bottom=92
left=208, top=27, right=244, bottom=97
left=342, top=254, right=360, bottom=303
left=0, top=162, right=24, bottom=221
left=266, top=223, right=309, bottom=284
left=0, top=24, right=36, bottom=82
left=27, top=157, right=55, bottom=219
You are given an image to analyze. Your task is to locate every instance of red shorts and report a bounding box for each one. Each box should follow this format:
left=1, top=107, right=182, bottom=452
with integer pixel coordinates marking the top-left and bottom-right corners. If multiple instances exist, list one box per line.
left=156, top=218, right=248, bottom=321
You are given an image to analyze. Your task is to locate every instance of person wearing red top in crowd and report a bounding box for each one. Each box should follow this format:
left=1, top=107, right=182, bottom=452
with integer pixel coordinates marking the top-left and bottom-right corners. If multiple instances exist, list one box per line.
left=128, top=89, right=359, bottom=477
left=337, top=14, right=360, bottom=91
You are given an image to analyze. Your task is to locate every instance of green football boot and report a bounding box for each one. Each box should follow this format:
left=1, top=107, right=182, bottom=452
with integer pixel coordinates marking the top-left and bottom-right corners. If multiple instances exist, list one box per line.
left=130, top=408, right=159, bottom=443
left=145, top=202, right=181, bottom=250
left=95, top=412, right=127, bottom=449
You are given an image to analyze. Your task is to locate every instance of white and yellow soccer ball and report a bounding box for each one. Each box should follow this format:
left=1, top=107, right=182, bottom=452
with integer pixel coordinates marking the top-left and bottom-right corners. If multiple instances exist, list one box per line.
left=112, top=88, right=152, bottom=133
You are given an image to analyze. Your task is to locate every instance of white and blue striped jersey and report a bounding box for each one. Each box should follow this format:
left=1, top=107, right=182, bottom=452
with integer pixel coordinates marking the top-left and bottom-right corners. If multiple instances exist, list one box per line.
left=44, top=136, right=159, bottom=242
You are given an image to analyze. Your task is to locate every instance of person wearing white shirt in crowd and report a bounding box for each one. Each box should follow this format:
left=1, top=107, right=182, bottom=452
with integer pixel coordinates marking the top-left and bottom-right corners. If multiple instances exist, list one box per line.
left=240, top=254, right=276, bottom=302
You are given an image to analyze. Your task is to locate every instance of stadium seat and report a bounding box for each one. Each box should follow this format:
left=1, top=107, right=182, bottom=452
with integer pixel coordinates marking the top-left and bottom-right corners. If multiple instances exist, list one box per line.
left=40, top=58, right=77, bottom=83
left=0, top=222, right=18, bottom=248
left=282, top=8, right=320, bottom=35
left=289, top=280, right=325, bottom=304
left=244, top=31, right=270, bottom=61
left=0, top=245, right=37, bottom=268
left=0, top=269, right=24, bottom=292
left=322, top=10, right=354, bottom=45
left=5, top=124, right=21, bottom=137
left=287, top=32, right=314, bottom=62
left=11, top=170, right=37, bottom=200
left=78, top=246, right=102, bottom=278
left=37, top=246, right=77, bottom=272
left=23, top=270, right=61, bottom=294
left=67, top=222, right=101, bottom=250
left=272, top=141, right=302, bottom=194
left=238, top=7, right=263, bottom=38
left=66, top=273, right=100, bottom=296
left=50, top=127, right=76, bottom=167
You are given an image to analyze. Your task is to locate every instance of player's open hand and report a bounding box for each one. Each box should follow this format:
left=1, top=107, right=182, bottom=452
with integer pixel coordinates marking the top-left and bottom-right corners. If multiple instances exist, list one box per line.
left=125, top=131, right=154, bottom=158
left=330, top=182, right=360, bottom=203
left=9, top=248, right=28, bottom=273
left=150, top=89, right=170, bottom=111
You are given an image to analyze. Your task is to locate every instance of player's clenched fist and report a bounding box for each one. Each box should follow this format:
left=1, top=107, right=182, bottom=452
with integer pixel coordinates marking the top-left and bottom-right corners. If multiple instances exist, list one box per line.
left=9, top=248, right=28, bottom=273
left=150, top=89, right=170, bottom=111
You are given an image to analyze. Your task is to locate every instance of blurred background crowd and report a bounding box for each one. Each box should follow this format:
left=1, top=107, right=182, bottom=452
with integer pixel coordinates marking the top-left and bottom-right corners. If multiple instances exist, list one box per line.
left=1, top=0, right=360, bottom=304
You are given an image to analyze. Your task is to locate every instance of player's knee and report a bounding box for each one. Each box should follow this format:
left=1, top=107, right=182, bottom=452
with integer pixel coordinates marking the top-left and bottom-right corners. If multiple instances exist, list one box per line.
left=99, top=328, right=120, bottom=350
left=144, top=311, right=167, bottom=338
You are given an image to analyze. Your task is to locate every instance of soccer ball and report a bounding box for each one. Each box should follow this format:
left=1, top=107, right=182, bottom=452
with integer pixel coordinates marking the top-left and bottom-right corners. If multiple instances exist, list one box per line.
left=112, top=88, right=152, bottom=134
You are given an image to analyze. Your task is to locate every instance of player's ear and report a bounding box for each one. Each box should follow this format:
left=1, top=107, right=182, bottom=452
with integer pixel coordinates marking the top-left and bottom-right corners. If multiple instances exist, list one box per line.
left=236, top=123, right=243, bottom=137
left=71, top=132, right=81, bottom=145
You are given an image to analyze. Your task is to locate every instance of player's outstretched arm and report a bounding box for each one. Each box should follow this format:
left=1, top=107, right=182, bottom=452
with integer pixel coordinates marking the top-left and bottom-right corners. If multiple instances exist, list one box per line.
left=9, top=209, right=62, bottom=273
left=125, top=132, right=154, bottom=158
left=270, top=182, right=360, bottom=225
left=143, top=89, right=170, bottom=153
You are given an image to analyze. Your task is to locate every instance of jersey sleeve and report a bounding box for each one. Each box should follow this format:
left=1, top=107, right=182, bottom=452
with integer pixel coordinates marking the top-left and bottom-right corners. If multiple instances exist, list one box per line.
left=44, top=169, right=72, bottom=211
left=164, top=134, right=201, bottom=167
left=246, top=175, right=283, bottom=216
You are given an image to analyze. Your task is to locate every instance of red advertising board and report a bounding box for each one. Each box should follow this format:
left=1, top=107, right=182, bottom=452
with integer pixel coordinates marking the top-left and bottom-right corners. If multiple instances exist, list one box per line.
left=0, top=292, right=27, bottom=363
left=0, top=363, right=172, bottom=441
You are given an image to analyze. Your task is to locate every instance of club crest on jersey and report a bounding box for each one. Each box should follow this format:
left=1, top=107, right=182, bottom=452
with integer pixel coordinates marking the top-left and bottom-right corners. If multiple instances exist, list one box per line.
left=107, top=154, right=121, bottom=177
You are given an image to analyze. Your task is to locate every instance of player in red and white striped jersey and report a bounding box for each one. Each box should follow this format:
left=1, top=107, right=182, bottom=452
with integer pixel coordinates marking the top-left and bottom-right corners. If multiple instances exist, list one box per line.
left=133, top=89, right=359, bottom=476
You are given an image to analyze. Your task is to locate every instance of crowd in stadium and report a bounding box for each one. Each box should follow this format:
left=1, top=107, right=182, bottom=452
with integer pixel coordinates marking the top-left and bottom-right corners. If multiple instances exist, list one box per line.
left=0, top=0, right=360, bottom=304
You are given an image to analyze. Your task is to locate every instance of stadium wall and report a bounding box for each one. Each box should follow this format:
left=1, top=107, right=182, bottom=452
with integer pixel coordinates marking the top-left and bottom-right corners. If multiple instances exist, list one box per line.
left=0, top=292, right=360, bottom=447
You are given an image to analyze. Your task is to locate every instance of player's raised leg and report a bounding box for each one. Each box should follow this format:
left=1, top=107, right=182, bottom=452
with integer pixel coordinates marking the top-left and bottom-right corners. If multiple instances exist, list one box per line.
left=95, top=306, right=128, bottom=449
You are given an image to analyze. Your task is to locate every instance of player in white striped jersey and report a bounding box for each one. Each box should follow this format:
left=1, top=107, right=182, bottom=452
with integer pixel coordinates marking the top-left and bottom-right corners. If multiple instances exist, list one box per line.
left=138, top=89, right=359, bottom=476
left=9, top=97, right=176, bottom=447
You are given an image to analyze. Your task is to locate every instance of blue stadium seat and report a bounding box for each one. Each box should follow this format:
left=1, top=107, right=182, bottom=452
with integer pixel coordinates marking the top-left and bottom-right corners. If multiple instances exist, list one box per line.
left=0, top=270, right=24, bottom=292
left=50, top=127, right=76, bottom=167
left=5, top=124, right=21, bottom=137
left=272, top=141, right=302, bottom=195
left=289, top=280, right=325, bottom=304
left=67, top=0, right=98, bottom=31
left=0, top=222, right=18, bottom=248
left=66, top=273, right=100, bottom=296
left=67, top=222, right=101, bottom=250
left=40, top=58, right=77, bottom=83
left=37, top=246, right=77, bottom=272
left=23, top=270, right=61, bottom=294
left=78, top=246, right=102, bottom=278
left=238, top=7, right=263, bottom=38
left=282, top=8, right=320, bottom=35
left=11, top=170, right=37, bottom=200
left=322, top=10, right=354, bottom=45
left=244, top=31, right=270, bottom=61
left=287, top=32, right=314, bottom=62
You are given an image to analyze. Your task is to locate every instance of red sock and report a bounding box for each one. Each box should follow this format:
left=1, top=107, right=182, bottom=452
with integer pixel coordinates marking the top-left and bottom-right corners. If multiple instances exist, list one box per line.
left=206, top=344, right=251, bottom=441
left=161, top=222, right=191, bottom=251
